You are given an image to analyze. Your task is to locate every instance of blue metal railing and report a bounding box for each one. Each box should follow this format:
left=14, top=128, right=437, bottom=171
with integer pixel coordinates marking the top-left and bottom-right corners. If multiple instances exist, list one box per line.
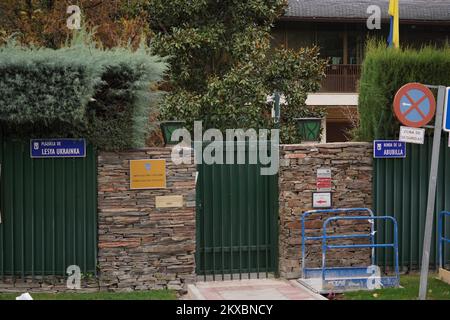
left=301, top=208, right=400, bottom=285
left=301, top=208, right=376, bottom=274
left=321, top=215, right=399, bottom=283
left=438, top=211, right=450, bottom=269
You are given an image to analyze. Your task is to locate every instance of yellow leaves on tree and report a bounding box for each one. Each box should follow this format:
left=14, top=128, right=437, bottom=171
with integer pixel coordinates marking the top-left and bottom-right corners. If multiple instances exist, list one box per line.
left=0, top=0, right=150, bottom=48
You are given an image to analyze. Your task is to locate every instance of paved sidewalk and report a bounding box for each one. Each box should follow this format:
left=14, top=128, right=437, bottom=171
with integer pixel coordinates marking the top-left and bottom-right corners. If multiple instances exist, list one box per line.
left=187, top=278, right=327, bottom=300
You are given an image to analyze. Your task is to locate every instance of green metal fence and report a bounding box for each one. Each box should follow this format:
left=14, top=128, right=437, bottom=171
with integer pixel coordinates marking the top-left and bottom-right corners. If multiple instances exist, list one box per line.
left=374, top=135, right=450, bottom=271
left=0, top=138, right=97, bottom=278
left=196, top=144, right=279, bottom=279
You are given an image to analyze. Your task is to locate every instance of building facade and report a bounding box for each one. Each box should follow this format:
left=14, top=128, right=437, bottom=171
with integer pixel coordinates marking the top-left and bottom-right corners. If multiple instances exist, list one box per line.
left=273, top=0, right=450, bottom=142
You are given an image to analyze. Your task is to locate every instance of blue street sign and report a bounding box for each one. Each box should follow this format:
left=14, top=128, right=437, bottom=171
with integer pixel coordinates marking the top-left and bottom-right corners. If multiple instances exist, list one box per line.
left=443, top=87, right=450, bottom=132
left=30, top=139, right=86, bottom=158
left=373, top=140, right=406, bottom=159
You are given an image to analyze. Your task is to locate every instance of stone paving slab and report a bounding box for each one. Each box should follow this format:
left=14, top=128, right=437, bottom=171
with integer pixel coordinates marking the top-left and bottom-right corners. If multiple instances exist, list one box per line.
left=187, top=279, right=327, bottom=300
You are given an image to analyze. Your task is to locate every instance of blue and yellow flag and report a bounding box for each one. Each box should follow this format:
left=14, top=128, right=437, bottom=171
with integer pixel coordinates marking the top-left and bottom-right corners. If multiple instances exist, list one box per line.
left=388, top=0, right=400, bottom=48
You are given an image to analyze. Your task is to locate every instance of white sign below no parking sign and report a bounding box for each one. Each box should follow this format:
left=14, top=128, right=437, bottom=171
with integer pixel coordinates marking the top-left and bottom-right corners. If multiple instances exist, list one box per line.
left=399, top=126, right=425, bottom=144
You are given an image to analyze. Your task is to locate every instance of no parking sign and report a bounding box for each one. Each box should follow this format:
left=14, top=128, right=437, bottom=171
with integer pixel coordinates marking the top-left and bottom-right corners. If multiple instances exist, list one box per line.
left=394, top=83, right=436, bottom=128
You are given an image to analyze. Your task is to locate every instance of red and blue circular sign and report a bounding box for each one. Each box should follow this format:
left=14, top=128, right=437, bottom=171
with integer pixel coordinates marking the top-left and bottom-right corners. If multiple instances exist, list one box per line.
left=393, top=83, right=436, bottom=128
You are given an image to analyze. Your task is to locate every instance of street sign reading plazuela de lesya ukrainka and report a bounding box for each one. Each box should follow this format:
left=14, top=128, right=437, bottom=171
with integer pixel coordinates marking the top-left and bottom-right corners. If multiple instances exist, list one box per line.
left=30, top=139, right=86, bottom=158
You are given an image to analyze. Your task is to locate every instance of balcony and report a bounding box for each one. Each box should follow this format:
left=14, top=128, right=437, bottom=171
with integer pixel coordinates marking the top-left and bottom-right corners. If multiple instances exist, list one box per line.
left=320, top=64, right=361, bottom=93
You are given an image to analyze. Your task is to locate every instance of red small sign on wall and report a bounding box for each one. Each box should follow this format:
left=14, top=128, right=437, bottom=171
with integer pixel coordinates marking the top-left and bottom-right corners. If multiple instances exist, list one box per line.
left=316, top=168, right=332, bottom=192
left=317, top=178, right=332, bottom=191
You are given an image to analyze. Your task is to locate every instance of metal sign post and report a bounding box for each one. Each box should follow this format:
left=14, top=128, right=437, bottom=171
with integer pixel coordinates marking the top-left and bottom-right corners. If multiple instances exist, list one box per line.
left=443, top=87, right=450, bottom=132
left=273, top=92, right=281, bottom=127
left=418, top=85, right=447, bottom=300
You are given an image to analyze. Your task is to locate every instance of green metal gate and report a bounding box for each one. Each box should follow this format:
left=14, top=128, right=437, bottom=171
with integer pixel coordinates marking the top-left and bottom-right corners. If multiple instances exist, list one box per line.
left=196, top=144, right=279, bottom=279
left=0, top=138, right=97, bottom=278
left=374, top=135, right=450, bottom=270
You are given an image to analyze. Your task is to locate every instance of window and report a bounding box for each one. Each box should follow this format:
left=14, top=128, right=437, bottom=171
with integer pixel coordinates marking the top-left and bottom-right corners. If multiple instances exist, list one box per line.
left=271, top=28, right=286, bottom=49
left=326, top=121, right=354, bottom=142
left=348, top=31, right=364, bottom=65
left=317, top=31, right=344, bottom=64
left=287, top=29, right=315, bottom=50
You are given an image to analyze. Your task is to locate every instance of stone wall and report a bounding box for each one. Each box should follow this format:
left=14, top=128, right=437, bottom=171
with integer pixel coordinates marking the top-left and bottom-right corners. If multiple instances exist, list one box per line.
left=0, top=143, right=376, bottom=293
left=97, top=148, right=196, bottom=292
left=0, top=276, right=99, bottom=294
left=279, top=142, right=373, bottom=279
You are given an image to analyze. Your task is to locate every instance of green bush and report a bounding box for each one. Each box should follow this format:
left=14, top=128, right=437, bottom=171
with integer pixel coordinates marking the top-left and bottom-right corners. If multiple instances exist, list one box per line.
left=0, top=35, right=166, bottom=150
left=356, top=41, right=450, bottom=141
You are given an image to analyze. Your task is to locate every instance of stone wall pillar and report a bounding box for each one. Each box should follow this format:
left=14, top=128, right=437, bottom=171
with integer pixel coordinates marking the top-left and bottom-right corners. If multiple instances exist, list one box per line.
left=279, top=143, right=373, bottom=279
left=97, top=148, right=196, bottom=292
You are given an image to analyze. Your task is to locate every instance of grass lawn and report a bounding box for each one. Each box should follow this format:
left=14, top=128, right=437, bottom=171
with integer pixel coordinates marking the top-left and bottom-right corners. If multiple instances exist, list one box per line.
left=342, top=274, right=450, bottom=300
left=0, top=289, right=177, bottom=300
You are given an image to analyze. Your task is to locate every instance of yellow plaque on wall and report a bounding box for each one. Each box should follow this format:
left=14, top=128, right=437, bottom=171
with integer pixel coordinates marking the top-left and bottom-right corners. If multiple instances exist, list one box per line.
left=130, top=159, right=166, bottom=190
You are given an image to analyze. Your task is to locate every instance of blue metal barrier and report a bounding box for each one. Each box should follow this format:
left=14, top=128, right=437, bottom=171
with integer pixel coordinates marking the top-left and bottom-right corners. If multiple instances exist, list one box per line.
left=301, top=208, right=375, bottom=274
left=300, top=208, right=400, bottom=293
left=438, top=211, right=450, bottom=269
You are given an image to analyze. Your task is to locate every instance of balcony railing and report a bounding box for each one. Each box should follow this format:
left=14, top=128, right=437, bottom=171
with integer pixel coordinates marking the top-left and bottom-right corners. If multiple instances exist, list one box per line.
left=320, top=64, right=361, bottom=93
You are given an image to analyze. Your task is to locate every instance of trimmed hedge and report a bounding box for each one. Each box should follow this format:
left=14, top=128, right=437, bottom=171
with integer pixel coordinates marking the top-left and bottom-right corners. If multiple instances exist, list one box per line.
left=0, top=39, right=166, bottom=150
left=356, top=41, right=450, bottom=141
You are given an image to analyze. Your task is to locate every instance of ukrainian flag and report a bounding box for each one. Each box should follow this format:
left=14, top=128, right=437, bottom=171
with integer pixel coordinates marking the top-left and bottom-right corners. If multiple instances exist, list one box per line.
left=388, top=0, right=400, bottom=48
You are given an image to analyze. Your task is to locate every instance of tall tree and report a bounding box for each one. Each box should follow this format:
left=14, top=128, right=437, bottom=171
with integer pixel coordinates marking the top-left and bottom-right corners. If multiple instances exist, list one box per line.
left=148, top=0, right=327, bottom=143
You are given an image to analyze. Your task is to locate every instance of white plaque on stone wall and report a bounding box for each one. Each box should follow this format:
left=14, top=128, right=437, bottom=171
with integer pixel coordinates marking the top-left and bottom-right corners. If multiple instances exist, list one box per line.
left=312, top=192, right=332, bottom=209
left=155, top=195, right=184, bottom=208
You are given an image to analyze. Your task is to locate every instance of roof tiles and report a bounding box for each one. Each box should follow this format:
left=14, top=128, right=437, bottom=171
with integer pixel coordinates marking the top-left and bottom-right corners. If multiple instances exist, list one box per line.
left=285, top=0, right=450, bottom=21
